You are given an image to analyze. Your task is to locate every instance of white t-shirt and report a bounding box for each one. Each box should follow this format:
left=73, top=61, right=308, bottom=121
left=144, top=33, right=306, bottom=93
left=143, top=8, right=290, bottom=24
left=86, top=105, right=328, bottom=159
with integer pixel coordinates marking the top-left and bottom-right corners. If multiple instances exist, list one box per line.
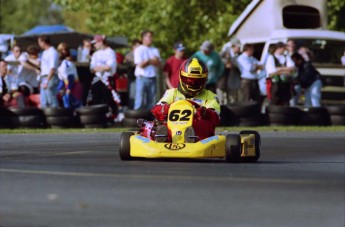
left=265, top=53, right=294, bottom=77
left=40, top=46, right=59, bottom=76
left=134, top=45, right=160, bottom=78
left=90, top=47, right=116, bottom=84
left=17, top=52, right=39, bottom=88
left=4, top=53, right=25, bottom=76
left=58, top=59, right=78, bottom=81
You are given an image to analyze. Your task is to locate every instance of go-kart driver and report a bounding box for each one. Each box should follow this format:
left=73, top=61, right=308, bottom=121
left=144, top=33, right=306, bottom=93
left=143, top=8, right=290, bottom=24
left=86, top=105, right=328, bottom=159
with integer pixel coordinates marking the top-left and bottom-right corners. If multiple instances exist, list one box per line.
left=139, top=58, right=220, bottom=142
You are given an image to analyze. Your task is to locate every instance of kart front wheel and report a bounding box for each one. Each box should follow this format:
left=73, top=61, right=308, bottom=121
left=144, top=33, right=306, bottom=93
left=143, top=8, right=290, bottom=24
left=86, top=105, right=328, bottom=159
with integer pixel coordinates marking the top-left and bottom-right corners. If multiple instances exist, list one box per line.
left=239, top=130, right=261, bottom=162
left=225, top=134, right=241, bottom=163
left=119, top=132, right=134, bottom=160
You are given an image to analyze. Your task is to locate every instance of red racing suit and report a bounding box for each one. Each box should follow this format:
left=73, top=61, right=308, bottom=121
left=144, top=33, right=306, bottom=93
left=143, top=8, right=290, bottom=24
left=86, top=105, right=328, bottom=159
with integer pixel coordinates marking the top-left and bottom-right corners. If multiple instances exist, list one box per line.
left=151, top=88, right=220, bottom=140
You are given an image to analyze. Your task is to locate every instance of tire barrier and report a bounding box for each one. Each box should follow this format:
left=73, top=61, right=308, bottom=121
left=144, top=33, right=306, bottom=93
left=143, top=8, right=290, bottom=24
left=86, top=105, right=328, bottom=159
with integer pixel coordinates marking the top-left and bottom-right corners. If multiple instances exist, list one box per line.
left=44, top=108, right=80, bottom=128
left=326, top=105, right=345, bottom=126
left=123, top=109, right=153, bottom=128
left=76, top=104, right=109, bottom=128
left=220, top=102, right=262, bottom=126
left=7, top=107, right=46, bottom=128
left=1, top=104, right=345, bottom=129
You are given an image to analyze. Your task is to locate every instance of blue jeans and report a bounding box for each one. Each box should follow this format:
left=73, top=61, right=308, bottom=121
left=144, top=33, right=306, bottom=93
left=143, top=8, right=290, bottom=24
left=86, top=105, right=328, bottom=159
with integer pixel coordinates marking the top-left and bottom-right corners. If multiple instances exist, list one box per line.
left=304, top=79, right=322, bottom=107
left=40, top=75, right=59, bottom=108
left=134, top=77, right=156, bottom=110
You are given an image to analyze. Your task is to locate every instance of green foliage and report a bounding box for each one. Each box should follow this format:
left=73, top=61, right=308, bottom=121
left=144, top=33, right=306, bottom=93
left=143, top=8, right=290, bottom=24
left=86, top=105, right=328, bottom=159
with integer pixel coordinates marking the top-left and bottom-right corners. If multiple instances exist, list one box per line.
left=327, top=0, right=345, bottom=32
left=54, top=0, right=251, bottom=58
left=0, top=0, right=64, bottom=34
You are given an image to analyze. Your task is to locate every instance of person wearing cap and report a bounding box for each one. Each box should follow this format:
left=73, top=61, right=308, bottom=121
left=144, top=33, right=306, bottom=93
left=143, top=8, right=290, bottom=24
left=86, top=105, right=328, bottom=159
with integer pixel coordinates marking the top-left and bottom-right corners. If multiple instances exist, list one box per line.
left=133, top=30, right=161, bottom=110
left=220, top=37, right=242, bottom=104
left=37, top=35, right=60, bottom=108
left=89, top=35, right=118, bottom=113
left=192, top=40, right=224, bottom=94
left=265, top=42, right=295, bottom=106
left=163, top=42, right=187, bottom=89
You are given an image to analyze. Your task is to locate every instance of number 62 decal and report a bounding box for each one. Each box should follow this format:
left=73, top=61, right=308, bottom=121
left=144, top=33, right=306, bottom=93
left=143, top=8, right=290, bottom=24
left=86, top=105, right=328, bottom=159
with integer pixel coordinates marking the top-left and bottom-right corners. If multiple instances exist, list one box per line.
left=169, top=109, right=192, bottom=121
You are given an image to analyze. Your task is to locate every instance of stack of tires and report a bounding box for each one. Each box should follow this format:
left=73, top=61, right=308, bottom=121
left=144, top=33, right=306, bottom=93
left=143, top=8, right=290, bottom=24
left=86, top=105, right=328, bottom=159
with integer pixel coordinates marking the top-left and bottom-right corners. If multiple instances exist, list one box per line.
left=0, top=107, right=12, bottom=128
left=298, top=107, right=330, bottom=126
left=221, top=102, right=262, bottom=126
left=266, top=105, right=301, bottom=126
left=326, top=106, right=345, bottom=126
left=8, top=107, right=46, bottom=128
left=76, top=104, right=109, bottom=128
left=123, top=109, right=153, bottom=127
left=44, top=108, right=80, bottom=128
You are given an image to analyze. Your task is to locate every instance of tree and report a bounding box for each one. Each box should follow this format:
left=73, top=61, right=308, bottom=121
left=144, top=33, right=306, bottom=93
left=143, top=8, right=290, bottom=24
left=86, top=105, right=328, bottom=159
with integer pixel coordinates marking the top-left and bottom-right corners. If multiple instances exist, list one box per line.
left=0, top=0, right=64, bottom=34
left=54, top=0, right=251, bottom=57
left=327, top=0, right=345, bottom=32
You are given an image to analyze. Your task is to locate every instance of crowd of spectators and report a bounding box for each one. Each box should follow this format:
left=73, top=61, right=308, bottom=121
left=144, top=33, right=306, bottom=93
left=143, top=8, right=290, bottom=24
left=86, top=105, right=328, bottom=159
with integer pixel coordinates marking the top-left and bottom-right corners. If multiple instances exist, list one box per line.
left=0, top=31, right=335, bottom=121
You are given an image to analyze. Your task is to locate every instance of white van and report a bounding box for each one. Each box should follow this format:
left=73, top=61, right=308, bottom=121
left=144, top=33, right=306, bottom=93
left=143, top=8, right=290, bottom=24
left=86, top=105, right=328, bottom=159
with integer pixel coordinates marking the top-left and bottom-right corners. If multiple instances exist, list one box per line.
left=228, top=0, right=345, bottom=104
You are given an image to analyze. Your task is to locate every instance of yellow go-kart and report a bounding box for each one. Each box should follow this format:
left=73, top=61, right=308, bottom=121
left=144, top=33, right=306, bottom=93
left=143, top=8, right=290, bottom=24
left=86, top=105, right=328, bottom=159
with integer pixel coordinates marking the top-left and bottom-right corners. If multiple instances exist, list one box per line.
left=119, top=100, right=261, bottom=162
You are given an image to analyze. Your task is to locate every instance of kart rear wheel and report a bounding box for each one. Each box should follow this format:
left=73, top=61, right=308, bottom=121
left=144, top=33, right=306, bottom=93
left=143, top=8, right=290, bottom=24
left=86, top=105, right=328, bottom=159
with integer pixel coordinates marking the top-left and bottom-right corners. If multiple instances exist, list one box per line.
left=240, top=130, right=261, bottom=162
left=225, top=134, right=241, bottom=163
left=119, top=132, right=134, bottom=161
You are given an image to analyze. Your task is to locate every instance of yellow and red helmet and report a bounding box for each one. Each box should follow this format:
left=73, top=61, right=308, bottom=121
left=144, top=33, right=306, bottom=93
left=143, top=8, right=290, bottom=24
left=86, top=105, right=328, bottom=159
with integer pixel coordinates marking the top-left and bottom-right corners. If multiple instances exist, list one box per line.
left=179, top=58, right=208, bottom=97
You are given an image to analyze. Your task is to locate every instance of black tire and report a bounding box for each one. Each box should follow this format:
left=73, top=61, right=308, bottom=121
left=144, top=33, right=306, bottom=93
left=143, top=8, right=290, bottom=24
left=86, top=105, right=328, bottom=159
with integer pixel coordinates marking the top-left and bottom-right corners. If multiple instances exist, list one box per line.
left=268, top=113, right=297, bottom=125
left=43, top=108, right=74, bottom=117
left=266, top=105, right=301, bottom=115
left=46, top=116, right=79, bottom=127
left=9, top=107, right=43, bottom=116
left=326, top=105, right=345, bottom=115
left=76, top=104, right=109, bottom=115
left=0, top=116, right=14, bottom=128
left=123, top=118, right=139, bottom=127
left=228, top=102, right=260, bottom=117
left=220, top=105, right=234, bottom=126
left=119, top=132, right=134, bottom=160
left=80, top=114, right=108, bottom=125
left=330, top=115, right=345, bottom=125
left=124, top=109, right=153, bottom=120
left=238, top=115, right=262, bottom=126
left=18, top=115, right=46, bottom=128
left=239, top=130, right=261, bottom=162
left=298, top=112, right=330, bottom=126
left=225, top=134, right=241, bottom=163
left=305, top=107, right=328, bottom=115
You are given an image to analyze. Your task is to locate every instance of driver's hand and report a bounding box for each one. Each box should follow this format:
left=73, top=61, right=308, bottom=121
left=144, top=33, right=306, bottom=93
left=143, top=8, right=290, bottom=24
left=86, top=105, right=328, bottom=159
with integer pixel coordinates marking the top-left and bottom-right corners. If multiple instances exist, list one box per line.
left=151, top=103, right=170, bottom=121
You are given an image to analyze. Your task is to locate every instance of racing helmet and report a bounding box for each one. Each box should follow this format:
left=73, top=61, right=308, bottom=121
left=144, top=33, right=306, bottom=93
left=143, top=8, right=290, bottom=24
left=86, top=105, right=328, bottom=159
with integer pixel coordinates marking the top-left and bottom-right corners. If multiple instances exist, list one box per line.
left=179, top=58, right=208, bottom=97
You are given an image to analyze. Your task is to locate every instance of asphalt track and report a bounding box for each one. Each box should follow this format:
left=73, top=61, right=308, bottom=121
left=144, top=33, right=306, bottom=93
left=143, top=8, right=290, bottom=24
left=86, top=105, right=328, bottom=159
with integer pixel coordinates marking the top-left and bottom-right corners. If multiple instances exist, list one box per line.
left=0, top=131, right=344, bottom=227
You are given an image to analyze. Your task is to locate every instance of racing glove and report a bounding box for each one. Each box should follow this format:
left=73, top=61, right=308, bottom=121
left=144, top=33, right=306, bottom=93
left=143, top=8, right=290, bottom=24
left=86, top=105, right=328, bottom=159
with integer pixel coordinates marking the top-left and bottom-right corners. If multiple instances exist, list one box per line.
left=151, top=103, right=170, bottom=122
left=195, top=107, right=220, bottom=127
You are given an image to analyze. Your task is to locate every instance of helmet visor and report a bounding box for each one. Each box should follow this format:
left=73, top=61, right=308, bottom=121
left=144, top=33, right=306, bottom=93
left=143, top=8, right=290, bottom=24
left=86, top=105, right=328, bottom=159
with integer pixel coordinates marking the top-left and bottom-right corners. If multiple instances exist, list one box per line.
left=181, top=75, right=207, bottom=90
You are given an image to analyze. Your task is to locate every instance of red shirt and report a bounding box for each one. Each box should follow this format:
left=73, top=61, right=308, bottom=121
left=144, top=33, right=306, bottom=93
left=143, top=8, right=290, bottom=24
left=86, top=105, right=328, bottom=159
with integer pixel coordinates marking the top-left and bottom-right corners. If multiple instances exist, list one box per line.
left=163, top=56, right=186, bottom=88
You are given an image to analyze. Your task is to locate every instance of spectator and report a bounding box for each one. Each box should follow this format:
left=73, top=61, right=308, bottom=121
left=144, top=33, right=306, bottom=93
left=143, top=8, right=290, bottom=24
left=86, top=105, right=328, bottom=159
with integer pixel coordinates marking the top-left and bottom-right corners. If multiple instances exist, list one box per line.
left=77, top=39, right=92, bottom=62
left=18, top=45, right=41, bottom=96
left=193, top=40, right=224, bottom=95
left=220, top=37, right=241, bottom=104
left=237, top=44, right=263, bottom=103
left=38, top=35, right=60, bottom=108
left=341, top=50, right=345, bottom=66
left=124, top=39, right=141, bottom=109
left=90, top=35, right=118, bottom=114
left=134, top=30, right=161, bottom=110
left=265, top=42, right=295, bottom=106
left=57, top=43, right=82, bottom=109
left=163, top=42, right=187, bottom=89
left=0, top=59, right=25, bottom=108
left=286, top=39, right=297, bottom=56
left=291, top=53, right=322, bottom=107
left=298, top=46, right=312, bottom=62
left=4, top=44, right=23, bottom=75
